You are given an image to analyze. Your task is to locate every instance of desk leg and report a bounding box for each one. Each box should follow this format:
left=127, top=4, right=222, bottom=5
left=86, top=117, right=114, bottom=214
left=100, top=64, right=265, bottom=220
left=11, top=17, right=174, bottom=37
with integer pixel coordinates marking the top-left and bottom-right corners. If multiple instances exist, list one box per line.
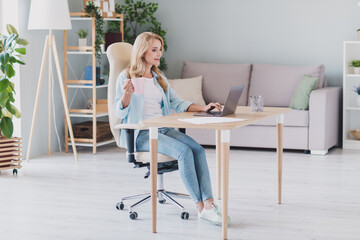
left=216, top=130, right=221, bottom=200
left=276, top=114, right=284, bottom=204
left=221, top=130, right=230, bottom=240
left=150, top=127, right=158, bottom=233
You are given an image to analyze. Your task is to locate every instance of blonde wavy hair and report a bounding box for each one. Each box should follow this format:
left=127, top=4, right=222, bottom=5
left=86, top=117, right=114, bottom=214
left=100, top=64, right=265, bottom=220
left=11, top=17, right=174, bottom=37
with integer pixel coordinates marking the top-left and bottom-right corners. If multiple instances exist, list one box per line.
left=126, top=32, right=167, bottom=92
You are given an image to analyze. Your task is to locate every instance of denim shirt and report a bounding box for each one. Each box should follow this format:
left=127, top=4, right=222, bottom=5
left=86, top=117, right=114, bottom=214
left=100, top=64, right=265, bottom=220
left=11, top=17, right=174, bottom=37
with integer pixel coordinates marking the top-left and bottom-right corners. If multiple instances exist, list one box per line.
left=114, top=70, right=193, bottom=149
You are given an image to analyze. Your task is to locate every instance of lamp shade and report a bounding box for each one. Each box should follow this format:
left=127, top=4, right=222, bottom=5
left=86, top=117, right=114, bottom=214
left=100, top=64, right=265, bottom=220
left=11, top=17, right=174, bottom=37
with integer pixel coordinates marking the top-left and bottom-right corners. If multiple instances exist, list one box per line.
left=28, top=0, right=72, bottom=30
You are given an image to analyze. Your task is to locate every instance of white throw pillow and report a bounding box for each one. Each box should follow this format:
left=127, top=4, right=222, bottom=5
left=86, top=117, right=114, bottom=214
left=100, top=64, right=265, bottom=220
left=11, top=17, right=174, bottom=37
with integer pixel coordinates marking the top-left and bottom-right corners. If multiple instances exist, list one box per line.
left=168, top=76, right=206, bottom=106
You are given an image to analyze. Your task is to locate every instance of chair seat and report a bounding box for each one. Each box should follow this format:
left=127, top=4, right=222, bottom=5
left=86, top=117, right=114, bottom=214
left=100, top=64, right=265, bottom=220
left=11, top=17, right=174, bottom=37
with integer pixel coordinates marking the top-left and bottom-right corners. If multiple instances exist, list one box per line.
left=135, top=152, right=176, bottom=163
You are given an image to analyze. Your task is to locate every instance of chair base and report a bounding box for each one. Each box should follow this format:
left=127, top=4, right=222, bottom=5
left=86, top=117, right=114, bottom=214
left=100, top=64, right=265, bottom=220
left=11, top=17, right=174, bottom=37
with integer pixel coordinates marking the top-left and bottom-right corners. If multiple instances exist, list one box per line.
left=116, top=174, right=191, bottom=220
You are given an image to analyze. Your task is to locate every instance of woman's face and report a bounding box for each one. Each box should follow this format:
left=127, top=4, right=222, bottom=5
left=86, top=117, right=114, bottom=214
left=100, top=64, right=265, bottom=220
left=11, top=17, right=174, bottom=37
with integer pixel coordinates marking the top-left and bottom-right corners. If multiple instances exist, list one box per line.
left=143, top=39, right=162, bottom=67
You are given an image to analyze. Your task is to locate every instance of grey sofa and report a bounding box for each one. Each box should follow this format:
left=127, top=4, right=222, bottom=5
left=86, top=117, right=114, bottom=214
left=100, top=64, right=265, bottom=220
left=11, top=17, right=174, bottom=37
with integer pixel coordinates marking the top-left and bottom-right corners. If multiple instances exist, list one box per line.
left=181, top=62, right=342, bottom=155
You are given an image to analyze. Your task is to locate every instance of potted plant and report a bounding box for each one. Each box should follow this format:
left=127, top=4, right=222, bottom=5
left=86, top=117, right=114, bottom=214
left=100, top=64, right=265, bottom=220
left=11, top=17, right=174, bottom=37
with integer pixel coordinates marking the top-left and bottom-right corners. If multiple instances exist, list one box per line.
left=350, top=60, right=360, bottom=74
left=353, top=83, right=360, bottom=107
left=0, top=24, right=27, bottom=138
left=105, top=21, right=122, bottom=51
left=76, top=29, right=88, bottom=52
left=116, top=0, right=168, bottom=70
left=0, top=24, right=28, bottom=174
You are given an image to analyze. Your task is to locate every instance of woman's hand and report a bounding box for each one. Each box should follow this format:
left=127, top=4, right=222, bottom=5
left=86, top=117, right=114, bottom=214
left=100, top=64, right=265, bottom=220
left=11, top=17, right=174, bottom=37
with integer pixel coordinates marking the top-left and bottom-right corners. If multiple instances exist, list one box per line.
left=121, top=79, right=134, bottom=108
left=204, top=102, right=222, bottom=112
left=123, top=79, right=134, bottom=96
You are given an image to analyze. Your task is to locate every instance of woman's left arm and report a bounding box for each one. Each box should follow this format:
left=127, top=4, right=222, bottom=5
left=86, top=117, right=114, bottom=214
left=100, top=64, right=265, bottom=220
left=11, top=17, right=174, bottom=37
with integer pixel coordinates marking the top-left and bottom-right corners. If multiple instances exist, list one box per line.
left=187, top=102, right=222, bottom=112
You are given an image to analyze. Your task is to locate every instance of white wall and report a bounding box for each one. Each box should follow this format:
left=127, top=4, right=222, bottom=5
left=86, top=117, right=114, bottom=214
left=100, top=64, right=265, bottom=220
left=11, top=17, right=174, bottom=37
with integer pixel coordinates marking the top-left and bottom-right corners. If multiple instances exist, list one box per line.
left=141, top=0, right=360, bottom=86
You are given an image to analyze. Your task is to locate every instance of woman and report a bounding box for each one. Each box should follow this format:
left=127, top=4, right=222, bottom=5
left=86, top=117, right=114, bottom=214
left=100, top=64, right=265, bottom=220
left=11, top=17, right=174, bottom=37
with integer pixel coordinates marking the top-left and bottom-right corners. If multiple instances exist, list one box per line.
left=114, top=32, right=230, bottom=226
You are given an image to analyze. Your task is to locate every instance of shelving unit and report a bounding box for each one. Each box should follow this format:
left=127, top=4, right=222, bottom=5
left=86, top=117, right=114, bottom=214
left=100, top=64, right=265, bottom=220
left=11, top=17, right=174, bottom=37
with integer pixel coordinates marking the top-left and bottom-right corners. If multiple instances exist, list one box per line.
left=64, top=12, right=123, bottom=154
left=343, top=41, right=360, bottom=149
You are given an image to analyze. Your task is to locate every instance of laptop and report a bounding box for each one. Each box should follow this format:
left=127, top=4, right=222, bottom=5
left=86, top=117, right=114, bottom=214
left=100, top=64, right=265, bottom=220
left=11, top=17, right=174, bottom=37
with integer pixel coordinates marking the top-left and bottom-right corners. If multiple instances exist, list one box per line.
left=193, top=85, right=244, bottom=117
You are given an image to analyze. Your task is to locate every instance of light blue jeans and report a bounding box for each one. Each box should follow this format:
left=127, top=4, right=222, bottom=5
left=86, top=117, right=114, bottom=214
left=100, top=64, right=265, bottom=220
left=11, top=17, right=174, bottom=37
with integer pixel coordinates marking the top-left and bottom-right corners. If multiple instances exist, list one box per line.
left=136, top=128, right=214, bottom=204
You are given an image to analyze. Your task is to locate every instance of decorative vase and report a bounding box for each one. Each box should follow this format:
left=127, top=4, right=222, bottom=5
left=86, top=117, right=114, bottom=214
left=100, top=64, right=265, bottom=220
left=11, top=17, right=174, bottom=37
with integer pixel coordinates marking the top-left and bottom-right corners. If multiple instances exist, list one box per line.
left=357, top=95, right=360, bottom=107
left=354, top=67, right=360, bottom=74
left=78, top=38, right=87, bottom=52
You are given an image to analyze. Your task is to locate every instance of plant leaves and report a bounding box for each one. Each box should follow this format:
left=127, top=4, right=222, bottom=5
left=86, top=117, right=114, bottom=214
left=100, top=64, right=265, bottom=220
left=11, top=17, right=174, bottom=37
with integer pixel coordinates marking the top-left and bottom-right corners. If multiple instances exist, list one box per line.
left=15, top=48, right=26, bottom=55
left=9, top=56, right=17, bottom=63
left=6, top=64, right=15, bottom=78
left=16, top=38, right=29, bottom=46
left=0, top=91, right=9, bottom=107
left=2, top=108, right=13, bottom=119
left=5, top=34, right=17, bottom=48
left=0, top=79, right=10, bottom=92
left=16, top=59, right=25, bottom=65
left=0, top=52, right=10, bottom=65
left=8, top=92, right=15, bottom=102
left=6, top=102, right=21, bottom=118
left=6, top=24, right=18, bottom=35
left=0, top=117, right=13, bottom=138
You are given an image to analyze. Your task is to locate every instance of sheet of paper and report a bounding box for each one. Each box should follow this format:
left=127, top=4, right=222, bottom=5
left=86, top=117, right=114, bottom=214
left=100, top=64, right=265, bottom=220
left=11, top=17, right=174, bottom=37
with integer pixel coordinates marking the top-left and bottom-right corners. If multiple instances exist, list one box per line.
left=178, top=117, right=246, bottom=125
left=94, top=0, right=101, bottom=7
left=103, top=2, right=109, bottom=12
left=109, top=0, right=115, bottom=12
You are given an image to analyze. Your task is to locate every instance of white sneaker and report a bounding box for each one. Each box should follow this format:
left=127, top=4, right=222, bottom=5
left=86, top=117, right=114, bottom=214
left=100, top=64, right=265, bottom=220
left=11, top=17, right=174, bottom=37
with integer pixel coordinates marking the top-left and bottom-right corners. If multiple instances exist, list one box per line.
left=198, top=203, right=231, bottom=226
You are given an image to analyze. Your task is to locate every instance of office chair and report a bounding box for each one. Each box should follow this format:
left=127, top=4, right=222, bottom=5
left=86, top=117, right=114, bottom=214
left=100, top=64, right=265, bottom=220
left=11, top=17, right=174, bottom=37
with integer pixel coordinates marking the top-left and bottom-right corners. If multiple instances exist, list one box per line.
left=107, top=43, right=190, bottom=220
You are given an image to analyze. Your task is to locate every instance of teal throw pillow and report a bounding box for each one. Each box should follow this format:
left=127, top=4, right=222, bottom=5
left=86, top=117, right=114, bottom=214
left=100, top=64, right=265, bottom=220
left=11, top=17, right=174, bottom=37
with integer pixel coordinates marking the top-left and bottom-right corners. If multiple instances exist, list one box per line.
left=289, top=75, right=318, bottom=110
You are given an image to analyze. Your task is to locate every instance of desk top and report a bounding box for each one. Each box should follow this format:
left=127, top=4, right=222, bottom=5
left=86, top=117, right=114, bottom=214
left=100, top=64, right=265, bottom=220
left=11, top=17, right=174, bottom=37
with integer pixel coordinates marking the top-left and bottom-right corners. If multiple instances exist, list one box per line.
left=142, top=106, right=291, bottom=130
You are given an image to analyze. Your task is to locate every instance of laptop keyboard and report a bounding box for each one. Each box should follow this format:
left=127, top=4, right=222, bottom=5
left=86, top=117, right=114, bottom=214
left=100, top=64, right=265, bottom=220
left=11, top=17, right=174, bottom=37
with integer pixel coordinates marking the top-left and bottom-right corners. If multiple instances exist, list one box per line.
left=210, top=111, right=222, bottom=116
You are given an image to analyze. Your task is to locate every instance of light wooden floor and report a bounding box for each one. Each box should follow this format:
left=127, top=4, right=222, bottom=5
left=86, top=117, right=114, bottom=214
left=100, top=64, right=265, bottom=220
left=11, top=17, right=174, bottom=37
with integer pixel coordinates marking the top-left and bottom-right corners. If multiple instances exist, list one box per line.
left=1, top=145, right=360, bottom=240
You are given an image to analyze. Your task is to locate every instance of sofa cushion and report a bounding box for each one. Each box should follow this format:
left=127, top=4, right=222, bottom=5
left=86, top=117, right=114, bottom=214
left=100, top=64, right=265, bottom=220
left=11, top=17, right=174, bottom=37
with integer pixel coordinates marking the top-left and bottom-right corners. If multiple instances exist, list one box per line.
left=248, top=64, right=325, bottom=107
left=168, top=76, right=206, bottom=105
left=250, top=109, right=309, bottom=127
left=289, top=75, right=318, bottom=110
left=181, top=61, right=251, bottom=106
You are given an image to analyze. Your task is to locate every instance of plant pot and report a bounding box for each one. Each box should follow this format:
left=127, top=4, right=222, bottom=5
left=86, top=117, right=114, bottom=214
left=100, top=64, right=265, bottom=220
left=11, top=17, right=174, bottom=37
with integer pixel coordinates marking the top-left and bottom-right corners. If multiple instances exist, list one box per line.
left=78, top=38, right=87, bottom=52
left=358, top=31, right=360, bottom=41
left=105, top=32, right=122, bottom=51
left=100, top=44, right=105, bottom=53
left=0, top=137, right=22, bottom=174
left=357, top=95, right=360, bottom=107
left=354, top=67, right=360, bottom=74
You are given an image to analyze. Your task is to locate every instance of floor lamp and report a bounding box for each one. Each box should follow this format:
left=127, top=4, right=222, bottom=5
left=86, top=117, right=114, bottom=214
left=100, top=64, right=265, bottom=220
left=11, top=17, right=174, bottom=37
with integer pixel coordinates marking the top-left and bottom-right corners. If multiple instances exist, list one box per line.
left=27, top=0, right=78, bottom=162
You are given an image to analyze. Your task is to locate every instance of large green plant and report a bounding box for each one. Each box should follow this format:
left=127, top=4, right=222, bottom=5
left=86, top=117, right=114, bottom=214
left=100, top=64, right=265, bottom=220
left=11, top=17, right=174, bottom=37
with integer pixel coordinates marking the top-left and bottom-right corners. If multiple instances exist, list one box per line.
left=116, top=0, right=168, bottom=71
left=84, top=1, right=105, bottom=63
left=0, top=24, right=28, bottom=138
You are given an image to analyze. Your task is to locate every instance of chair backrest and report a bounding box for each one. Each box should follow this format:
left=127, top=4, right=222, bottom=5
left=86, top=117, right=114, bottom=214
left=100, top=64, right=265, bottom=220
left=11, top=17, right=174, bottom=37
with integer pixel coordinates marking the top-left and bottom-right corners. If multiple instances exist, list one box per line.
left=107, top=42, right=132, bottom=147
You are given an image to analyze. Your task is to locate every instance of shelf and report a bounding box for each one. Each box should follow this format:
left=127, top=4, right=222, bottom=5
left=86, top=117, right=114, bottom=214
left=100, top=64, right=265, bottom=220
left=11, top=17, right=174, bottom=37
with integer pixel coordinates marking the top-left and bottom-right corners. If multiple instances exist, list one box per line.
left=68, top=139, right=116, bottom=147
left=343, top=139, right=360, bottom=149
left=67, top=51, right=107, bottom=55
left=70, top=17, right=123, bottom=21
left=65, top=12, right=123, bottom=154
left=68, top=84, right=108, bottom=89
left=69, top=112, right=108, bottom=118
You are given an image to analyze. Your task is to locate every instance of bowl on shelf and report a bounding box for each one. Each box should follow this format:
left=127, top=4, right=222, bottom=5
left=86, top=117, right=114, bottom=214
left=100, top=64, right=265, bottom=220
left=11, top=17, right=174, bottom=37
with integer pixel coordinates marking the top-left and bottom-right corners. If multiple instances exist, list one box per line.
left=350, top=129, right=360, bottom=140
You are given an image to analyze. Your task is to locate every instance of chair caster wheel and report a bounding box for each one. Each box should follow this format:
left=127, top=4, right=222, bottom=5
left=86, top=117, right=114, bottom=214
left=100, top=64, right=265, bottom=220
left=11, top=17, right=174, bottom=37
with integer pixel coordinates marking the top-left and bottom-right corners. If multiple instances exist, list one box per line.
left=13, top=169, right=18, bottom=175
left=181, top=212, right=189, bottom=220
left=116, top=202, right=124, bottom=210
left=159, top=199, right=166, bottom=204
left=129, top=212, right=138, bottom=220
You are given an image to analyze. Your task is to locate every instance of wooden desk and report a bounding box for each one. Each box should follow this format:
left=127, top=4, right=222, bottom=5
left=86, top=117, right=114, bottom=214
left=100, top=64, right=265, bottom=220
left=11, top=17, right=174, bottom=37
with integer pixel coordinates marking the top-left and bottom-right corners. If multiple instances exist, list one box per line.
left=142, top=106, right=291, bottom=239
